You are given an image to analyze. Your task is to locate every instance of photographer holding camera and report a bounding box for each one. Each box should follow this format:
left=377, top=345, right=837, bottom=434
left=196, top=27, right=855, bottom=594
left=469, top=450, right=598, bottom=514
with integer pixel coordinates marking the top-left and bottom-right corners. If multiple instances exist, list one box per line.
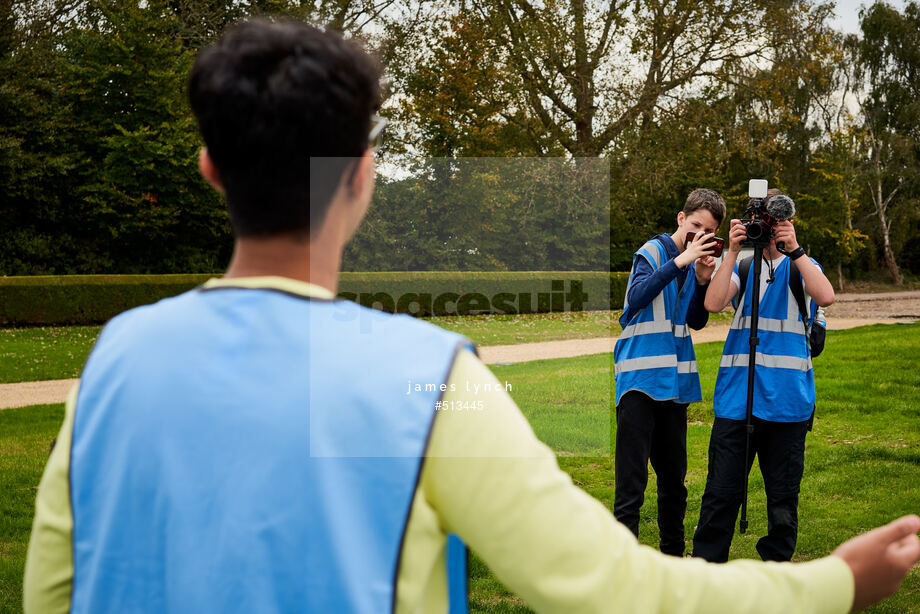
left=613, top=188, right=724, bottom=556
left=692, top=188, right=835, bottom=563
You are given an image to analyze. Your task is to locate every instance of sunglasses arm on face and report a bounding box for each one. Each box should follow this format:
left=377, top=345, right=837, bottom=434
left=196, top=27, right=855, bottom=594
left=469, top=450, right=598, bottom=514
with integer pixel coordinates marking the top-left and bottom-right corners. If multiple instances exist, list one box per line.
left=368, top=115, right=387, bottom=151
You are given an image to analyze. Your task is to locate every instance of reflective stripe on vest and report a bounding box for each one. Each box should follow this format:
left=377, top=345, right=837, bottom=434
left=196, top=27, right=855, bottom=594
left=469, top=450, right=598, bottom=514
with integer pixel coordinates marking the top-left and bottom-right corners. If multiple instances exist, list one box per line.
left=615, top=356, right=699, bottom=374
left=614, top=238, right=702, bottom=405
left=616, top=321, right=691, bottom=340
left=714, top=257, right=816, bottom=422
left=69, top=289, right=470, bottom=613
left=733, top=316, right=805, bottom=334
left=719, top=353, right=812, bottom=371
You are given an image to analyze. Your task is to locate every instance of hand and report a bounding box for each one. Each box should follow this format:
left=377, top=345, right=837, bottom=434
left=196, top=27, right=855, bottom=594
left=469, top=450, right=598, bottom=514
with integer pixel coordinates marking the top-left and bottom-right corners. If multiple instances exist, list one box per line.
left=773, top=220, right=799, bottom=252
left=832, top=514, right=920, bottom=611
left=728, top=219, right=746, bottom=253
left=675, top=232, right=718, bottom=268
left=695, top=255, right=715, bottom=284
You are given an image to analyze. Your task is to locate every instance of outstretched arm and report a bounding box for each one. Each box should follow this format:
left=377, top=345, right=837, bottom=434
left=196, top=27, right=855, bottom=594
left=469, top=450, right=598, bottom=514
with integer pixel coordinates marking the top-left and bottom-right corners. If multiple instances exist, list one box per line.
left=23, top=384, right=78, bottom=614
left=415, top=350, right=920, bottom=614
left=834, top=515, right=920, bottom=611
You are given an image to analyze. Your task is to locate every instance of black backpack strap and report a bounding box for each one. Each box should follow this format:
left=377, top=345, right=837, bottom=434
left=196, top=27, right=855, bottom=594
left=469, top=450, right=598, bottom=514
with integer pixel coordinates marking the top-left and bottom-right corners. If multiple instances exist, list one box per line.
left=787, top=257, right=826, bottom=357
left=787, top=258, right=810, bottom=327
left=737, top=255, right=754, bottom=306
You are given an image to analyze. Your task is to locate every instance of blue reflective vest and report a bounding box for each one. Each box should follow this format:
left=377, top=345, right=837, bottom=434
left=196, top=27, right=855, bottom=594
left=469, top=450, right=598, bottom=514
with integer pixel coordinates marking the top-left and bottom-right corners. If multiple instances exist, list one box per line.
left=614, top=238, right=701, bottom=406
left=70, top=286, right=470, bottom=613
left=714, top=256, right=818, bottom=422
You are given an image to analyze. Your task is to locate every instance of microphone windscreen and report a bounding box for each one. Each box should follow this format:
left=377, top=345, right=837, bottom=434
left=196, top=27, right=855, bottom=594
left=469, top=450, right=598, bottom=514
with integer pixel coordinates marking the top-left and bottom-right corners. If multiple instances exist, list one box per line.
left=766, top=194, right=795, bottom=221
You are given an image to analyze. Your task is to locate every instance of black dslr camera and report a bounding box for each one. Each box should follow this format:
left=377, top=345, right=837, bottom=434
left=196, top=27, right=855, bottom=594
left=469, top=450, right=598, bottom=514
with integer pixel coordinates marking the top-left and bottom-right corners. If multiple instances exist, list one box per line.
left=741, top=179, right=794, bottom=249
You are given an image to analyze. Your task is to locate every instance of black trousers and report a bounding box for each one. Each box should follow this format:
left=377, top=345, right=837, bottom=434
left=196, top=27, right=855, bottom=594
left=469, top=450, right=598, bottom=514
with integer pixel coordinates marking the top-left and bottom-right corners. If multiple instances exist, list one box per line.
left=613, top=391, right=688, bottom=556
left=692, top=416, right=810, bottom=563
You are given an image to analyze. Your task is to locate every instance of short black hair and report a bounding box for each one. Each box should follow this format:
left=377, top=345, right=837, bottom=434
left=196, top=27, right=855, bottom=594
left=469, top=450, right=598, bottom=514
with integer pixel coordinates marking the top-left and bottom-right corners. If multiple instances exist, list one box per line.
left=188, top=19, right=381, bottom=237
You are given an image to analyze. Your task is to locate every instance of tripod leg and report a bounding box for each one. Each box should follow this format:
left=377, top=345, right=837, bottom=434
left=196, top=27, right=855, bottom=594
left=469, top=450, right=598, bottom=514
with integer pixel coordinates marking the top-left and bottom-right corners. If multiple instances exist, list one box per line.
left=740, top=244, right=764, bottom=534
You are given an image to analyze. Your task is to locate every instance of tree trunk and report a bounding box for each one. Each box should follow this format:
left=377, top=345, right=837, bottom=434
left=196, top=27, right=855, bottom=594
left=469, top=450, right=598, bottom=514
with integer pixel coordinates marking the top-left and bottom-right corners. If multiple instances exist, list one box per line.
left=878, top=203, right=903, bottom=284
left=840, top=181, right=853, bottom=291
left=871, top=139, right=903, bottom=285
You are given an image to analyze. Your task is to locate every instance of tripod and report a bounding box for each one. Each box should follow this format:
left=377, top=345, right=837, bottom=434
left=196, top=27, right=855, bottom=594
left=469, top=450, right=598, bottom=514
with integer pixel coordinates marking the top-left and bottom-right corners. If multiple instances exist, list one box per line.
left=739, top=241, right=767, bottom=535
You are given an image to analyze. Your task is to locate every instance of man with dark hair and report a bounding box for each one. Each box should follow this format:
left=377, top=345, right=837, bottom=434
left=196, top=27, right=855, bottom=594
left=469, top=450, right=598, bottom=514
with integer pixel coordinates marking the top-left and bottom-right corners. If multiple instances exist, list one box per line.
left=613, top=187, right=724, bottom=556
left=24, top=18, right=920, bottom=614
left=187, top=19, right=382, bottom=237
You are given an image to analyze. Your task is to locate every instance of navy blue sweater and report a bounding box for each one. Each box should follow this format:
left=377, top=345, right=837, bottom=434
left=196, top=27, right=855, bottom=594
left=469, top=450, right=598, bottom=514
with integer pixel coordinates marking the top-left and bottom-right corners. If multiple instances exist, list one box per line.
left=623, top=234, right=710, bottom=330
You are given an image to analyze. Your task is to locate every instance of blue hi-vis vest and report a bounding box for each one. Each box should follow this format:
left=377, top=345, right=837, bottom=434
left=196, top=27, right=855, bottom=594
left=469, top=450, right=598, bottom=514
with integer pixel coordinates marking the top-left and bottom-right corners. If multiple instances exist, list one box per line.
left=69, top=286, right=471, bottom=613
left=614, top=238, right=701, bottom=406
left=714, top=256, right=817, bottom=422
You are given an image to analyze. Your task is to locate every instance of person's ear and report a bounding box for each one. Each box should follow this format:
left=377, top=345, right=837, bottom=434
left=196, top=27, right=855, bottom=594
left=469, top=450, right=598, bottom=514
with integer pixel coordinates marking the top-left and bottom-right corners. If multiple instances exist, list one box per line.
left=346, top=149, right=375, bottom=202
left=338, top=149, right=375, bottom=242
left=677, top=211, right=686, bottom=227
left=198, top=148, right=225, bottom=195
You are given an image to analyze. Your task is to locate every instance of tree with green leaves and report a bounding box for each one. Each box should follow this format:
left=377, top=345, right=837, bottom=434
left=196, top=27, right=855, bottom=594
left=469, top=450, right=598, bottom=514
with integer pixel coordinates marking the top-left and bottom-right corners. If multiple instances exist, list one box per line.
left=2, top=0, right=918, bottom=279
left=0, top=0, right=81, bottom=274
left=55, top=0, right=232, bottom=273
left=0, top=0, right=416, bottom=274
left=399, top=0, right=817, bottom=158
left=856, top=0, right=920, bottom=285
left=808, top=121, right=870, bottom=290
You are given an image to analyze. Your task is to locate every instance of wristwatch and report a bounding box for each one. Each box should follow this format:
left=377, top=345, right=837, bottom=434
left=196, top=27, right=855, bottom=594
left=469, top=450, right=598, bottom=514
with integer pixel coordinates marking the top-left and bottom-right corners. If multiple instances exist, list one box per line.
left=787, top=246, right=807, bottom=260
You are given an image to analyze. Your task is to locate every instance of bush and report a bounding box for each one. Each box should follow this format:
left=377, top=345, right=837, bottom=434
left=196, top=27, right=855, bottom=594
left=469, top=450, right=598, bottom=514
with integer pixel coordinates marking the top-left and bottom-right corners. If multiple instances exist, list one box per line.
left=0, top=272, right=629, bottom=325
left=338, top=271, right=623, bottom=316
left=0, top=275, right=213, bottom=325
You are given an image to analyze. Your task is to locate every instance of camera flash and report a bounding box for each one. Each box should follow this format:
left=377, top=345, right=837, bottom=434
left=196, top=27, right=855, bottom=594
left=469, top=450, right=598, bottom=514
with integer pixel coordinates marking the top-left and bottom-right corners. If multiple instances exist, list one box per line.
left=748, top=179, right=768, bottom=199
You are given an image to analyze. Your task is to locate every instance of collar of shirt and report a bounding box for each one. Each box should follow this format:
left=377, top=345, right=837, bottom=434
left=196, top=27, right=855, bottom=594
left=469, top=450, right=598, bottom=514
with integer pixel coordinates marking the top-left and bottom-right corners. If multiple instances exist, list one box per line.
left=652, top=233, right=679, bottom=260
left=765, top=254, right=786, bottom=267
left=202, top=276, right=336, bottom=299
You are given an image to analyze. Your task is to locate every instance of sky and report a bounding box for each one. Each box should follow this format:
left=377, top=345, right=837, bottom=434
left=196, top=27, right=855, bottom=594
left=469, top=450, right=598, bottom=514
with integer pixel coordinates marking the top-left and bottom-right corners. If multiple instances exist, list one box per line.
left=830, top=0, right=910, bottom=34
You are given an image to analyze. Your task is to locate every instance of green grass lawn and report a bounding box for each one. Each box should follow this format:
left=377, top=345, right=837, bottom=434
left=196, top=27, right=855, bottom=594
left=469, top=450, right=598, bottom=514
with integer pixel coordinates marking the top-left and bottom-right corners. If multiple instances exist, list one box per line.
left=431, top=308, right=735, bottom=346
left=0, top=311, right=620, bottom=384
left=0, top=311, right=621, bottom=384
left=474, top=323, right=920, bottom=613
left=1, top=324, right=917, bottom=613
left=430, top=309, right=619, bottom=346
left=0, top=312, right=619, bottom=384
left=0, top=327, right=101, bottom=384
left=0, top=404, right=63, bottom=613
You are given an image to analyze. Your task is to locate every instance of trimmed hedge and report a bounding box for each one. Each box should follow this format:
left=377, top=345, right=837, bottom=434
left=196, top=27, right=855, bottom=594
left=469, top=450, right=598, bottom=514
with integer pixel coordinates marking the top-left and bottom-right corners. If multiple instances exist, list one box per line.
left=338, top=271, right=626, bottom=316
left=0, top=275, right=214, bottom=325
left=0, top=272, right=629, bottom=325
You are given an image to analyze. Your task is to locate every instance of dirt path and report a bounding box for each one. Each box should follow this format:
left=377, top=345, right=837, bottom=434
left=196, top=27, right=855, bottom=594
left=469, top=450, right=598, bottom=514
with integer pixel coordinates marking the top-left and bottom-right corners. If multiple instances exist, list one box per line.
left=477, top=317, right=916, bottom=365
left=0, top=378, right=77, bottom=410
left=824, top=291, right=920, bottom=319
left=2, top=291, right=918, bottom=410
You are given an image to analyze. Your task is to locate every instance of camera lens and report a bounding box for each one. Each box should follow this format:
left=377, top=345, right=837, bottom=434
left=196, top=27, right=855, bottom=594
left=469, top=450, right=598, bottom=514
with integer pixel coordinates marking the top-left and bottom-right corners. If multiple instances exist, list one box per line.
left=746, top=221, right=767, bottom=241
